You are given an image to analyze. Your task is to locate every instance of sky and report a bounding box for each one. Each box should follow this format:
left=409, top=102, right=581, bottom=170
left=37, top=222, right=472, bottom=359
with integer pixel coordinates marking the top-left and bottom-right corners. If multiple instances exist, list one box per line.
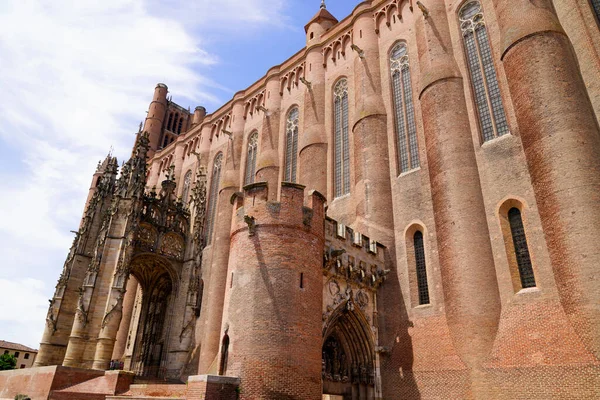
left=0, top=0, right=357, bottom=349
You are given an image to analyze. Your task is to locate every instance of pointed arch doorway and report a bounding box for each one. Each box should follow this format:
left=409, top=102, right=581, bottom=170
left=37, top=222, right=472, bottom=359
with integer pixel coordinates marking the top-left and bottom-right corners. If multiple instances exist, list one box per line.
left=322, top=301, right=376, bottom=400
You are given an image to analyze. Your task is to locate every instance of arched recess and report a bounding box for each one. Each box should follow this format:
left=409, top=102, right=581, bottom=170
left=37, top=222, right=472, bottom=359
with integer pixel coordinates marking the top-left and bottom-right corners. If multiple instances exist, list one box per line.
left=127, top=254, right=179, bottom=379
left=322, top=300, right=376, bottom=399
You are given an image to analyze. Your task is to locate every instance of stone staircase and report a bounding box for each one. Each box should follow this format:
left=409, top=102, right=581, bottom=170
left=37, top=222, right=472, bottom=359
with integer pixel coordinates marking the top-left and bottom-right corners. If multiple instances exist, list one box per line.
left=105, top=383, right=187, bottom=400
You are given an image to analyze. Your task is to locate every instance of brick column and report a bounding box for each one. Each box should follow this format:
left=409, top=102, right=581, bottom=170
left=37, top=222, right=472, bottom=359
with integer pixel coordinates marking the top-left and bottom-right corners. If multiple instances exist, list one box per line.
left=198, top=99, right=245, bottom=373
left=491, top=0, right=600, bottom=359
left=414, top=0, right=501, bottom=371
left=256, top=69, right=282, bottom=201
left=299, top=45, right=328, bottom=197
left=351, top=6, right=394, bottom=243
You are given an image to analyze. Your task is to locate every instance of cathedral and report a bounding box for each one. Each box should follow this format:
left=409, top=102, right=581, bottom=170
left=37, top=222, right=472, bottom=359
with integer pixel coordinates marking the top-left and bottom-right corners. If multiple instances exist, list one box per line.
left=2, top=0, right=600, bottom=399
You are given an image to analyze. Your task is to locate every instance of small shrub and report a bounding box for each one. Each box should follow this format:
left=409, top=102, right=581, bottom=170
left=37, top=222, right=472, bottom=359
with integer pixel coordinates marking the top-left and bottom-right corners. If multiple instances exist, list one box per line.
left=15, top=395, right=31, bottom=400
left=0, top=354, right=17, bottom=370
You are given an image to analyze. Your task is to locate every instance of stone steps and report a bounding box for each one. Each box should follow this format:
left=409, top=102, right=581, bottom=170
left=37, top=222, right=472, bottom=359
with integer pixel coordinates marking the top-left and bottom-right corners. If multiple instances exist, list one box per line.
left=106, top=397, right=184, bottom=400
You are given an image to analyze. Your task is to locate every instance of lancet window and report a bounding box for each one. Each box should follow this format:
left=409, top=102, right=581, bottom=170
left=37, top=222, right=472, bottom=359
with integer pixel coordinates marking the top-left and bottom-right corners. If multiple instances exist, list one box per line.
left=182, top=170, right=192, bottom=204
left=245, top=132, right=258, bottom=185
left=508, top=208, right=536, bottom=288
left=460, top=0, right=509, bottom=142
left=284, top=107, right=299, bottom=183
left=414, top=231, right=430, bottom=305
left=334, top=79, right=350, bottom=198
left=167, top=113, right=174, bottom=131
left=390, top=42, right=419, bottom=174
left=205, top=153, right=223, bottom=242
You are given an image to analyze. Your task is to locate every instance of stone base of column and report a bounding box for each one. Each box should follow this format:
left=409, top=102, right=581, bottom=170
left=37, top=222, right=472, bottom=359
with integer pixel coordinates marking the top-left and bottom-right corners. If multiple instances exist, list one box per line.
left=186, top=375, right=240, bottom=400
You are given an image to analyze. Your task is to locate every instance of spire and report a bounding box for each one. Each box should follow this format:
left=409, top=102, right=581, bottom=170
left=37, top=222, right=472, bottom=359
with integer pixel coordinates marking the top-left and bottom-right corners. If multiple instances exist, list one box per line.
left=320, top=0, right=326, bottom=9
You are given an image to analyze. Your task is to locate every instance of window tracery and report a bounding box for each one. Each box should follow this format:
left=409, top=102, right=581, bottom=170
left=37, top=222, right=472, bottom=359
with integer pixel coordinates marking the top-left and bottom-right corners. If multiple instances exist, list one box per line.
left=334, top=79, right=350, bottom=198
left=284, top=108, right=299, bottom=183
left=390, top=42, right=419, bottom=174
left=460, top=0, right=509, bottom=142
left=245, top=132, right=258, bottom=185
left=414, top=231, right=430, bottom=305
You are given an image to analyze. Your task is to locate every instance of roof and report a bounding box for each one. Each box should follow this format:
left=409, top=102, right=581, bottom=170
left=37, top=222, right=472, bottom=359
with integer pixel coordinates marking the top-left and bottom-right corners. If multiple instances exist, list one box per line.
left=304, top=7, right=339, bottom=32
left=0, top=340, right=38, bottom=353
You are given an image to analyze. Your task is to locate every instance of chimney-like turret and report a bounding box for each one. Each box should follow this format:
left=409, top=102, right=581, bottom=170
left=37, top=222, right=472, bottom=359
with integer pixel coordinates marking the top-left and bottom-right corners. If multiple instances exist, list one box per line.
left=143, top=83, right=169, bottom=156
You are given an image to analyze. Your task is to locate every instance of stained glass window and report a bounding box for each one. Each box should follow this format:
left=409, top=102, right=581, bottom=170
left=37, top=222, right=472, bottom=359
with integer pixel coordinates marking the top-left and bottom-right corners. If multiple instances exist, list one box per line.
left=245, top=132, right=258, bottom=185
left=284, top=108, right=299, bottom=183
left=390, top=42, right=419, bottom=174
left=205, top=153, right=223, bottom=242
left=414, top=231, right=430, bottom=305
left=460, top=1, right=509, bottom=142
left=508, top=208, right=536, bottom=288
left=334, top=79, right=350, bottom=198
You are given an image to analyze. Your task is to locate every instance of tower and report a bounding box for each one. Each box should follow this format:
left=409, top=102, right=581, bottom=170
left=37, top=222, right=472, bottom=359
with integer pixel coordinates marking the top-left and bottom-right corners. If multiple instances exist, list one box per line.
left=219, top=182, right=326, bottom=399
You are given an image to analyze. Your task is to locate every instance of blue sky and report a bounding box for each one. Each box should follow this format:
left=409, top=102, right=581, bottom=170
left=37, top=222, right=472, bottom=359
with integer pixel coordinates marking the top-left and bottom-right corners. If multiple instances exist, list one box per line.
left=0, top=0, right=357, bottom=349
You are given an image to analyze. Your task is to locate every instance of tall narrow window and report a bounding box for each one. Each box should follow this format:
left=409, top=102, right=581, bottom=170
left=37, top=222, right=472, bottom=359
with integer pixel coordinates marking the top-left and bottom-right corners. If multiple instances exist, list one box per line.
left=167, top=112, right=174, bottom=131
left=508, top=208, right=536, bottom=288
left=414, top=231, right=430, bottom=305
left=178, top=117, right=184, bottom=134
left=206, top=153, right=223, bottom=242
left=245, top=132, right=258, bottom=185
left=592, top=0, right=600, bottom=22
left=390, top=42, right=419, bottom=174
left=334, top=79, right=350, bottom=198
left=460, top=1, right=509, bottom=142
left=182, top=170, right=192, bottom=204
left=284, top=108, right=299, bottom=182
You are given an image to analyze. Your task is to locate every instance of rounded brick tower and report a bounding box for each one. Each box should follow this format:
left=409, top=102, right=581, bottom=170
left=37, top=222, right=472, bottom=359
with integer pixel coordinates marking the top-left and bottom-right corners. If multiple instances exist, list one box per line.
left=219, top=182, right=326, bottom=400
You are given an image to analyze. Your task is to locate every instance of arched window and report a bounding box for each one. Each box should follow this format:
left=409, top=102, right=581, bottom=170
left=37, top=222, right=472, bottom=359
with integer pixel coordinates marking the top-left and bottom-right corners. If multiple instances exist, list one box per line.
left=205, top=153, right=223, bottom=242
left=284, top=107, right=299, bottom=183
left=172, top=115, right=178, bottom=132
left=334, top=79, right=350, bottom=198
left=390, top=42, right=419, bottom=174
left=219, top=333, right=229, bottom=376
left=460, top=1, right=509, bottom=142
left=592, top=0, right=600, bottom=22
left=508, top=208, right=536, bottom=288
left=167, top=112, right=174, bottom=131
left=414, top=231, right=430, bottom=305
left=178, top=117, right=184, bottom=134
left=182, top=170, right=192, bottom=204
left=245, top=132, right=259, bottom=185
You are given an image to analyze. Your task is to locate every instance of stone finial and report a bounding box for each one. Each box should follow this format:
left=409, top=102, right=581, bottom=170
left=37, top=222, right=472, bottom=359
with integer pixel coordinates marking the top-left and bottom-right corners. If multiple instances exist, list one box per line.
left=321, top=0, right=326, bottom=9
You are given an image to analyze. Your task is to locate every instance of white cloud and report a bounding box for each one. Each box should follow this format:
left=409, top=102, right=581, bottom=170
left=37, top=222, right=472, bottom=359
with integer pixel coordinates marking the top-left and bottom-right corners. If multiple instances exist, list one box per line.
left=0, top=0, right=288, bottom=348
left=0, top=279, right=49, bottom=349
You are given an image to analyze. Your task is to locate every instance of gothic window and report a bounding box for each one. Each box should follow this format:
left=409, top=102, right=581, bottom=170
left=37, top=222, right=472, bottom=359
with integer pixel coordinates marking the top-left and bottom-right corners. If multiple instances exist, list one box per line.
left=167, top=112, right=174, bottom=131
left=245, top=132, right=259, bottom=185
left=592, top=0, right=600, bottom=22
left=414, top=231, right=430, bottom=305
left=205, top=153, right=223, bottom=242
left=219, top=334, right=229, bottom=376
left=178, top=117, right=184, bottom=134
left=390, top=42, right=419, bottom=174
left=182, top=170, right=192, bottom=204
left=460, top=0, right=509, bottom=142
left=284, top=107, right=299, bottom=183
left=508, top=208, right=536, bottom=288
left=334, top=79, right=350, bottom=198
left=172, top=115, right=178, bottom=132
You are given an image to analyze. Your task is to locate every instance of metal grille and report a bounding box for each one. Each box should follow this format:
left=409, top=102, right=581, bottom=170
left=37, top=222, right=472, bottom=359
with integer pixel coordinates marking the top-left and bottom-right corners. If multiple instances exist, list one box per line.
left=414, top=231, right=430, bottom=305
left=390, top=42, right=419, bottom=174
left=461, top=1, right=509, bottom=142
left=508, top=208, right=536, bottom=288
left=205, top=153, right=222, bottom=242
left=477, top=28, right=509, bottom=137
left=285, top=108, right=299, bottom=182
left=245, top=132, right=258, bottom=185
left=592, top=0, right=600, bottom=22
left=334, top=79, right=350, bottom=198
